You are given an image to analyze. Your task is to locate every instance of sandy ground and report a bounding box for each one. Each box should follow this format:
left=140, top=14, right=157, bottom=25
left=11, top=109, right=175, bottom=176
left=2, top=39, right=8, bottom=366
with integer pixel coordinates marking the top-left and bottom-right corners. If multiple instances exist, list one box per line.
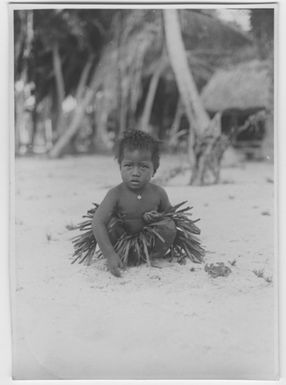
left=12, top=153, right=278, bottom=380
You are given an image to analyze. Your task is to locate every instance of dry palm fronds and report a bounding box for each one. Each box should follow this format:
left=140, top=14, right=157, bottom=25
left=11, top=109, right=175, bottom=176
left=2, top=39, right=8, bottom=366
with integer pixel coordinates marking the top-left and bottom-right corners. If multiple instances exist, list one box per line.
left=71, top=203, right=99, bottom=265
left=71, top=201, right=205, bottom=266
left=158, top=201, right=205, bottom=264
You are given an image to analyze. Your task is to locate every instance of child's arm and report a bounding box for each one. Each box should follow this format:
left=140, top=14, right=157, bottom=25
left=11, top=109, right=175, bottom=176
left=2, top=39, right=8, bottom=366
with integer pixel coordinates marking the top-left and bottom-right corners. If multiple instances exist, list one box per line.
left=92, top=188, right=123, bottom=277
left=158, top=185, right=172, bottom=212
left=143, top=186, right=172, bottom=223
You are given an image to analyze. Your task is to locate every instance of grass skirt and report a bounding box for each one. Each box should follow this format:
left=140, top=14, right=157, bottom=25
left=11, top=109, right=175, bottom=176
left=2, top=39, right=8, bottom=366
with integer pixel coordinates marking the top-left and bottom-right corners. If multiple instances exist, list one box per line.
left=71, top=201, right=205, bottom=266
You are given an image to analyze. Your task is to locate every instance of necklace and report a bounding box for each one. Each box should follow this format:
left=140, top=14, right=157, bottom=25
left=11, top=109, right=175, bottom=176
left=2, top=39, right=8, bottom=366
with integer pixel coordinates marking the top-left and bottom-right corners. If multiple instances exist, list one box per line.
left=137, top=194, right=142, bottom=200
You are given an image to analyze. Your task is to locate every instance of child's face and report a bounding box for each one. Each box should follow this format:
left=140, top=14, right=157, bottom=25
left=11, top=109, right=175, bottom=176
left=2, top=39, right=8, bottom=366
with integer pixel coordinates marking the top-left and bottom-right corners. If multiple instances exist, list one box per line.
left=120, top=148, right=154, bottom=190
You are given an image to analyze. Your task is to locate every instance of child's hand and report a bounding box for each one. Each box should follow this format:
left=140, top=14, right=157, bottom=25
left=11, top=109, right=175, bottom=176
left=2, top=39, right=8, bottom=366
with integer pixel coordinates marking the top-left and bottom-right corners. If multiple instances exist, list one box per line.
left=107, top=253, right=123, bottom=277
left=143, top=210, right=162, bottom=224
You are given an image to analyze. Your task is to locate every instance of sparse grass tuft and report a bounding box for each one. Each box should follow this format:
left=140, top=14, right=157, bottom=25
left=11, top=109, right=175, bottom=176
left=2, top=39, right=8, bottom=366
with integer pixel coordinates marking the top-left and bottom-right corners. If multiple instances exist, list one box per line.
left=46, top=232, right=52, bottom=242
left=253, top=269, right=264, bottom=278
left=264, top=275, right=273, bottom=284
left=253, top=269, right=273, bottom=284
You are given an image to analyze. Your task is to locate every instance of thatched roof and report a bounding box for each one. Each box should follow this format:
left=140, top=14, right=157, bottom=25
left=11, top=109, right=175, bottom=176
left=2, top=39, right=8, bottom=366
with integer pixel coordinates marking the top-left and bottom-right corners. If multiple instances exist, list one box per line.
left=180, top=10, right=252, bottom=52
left=91, top=9, right=257, bottom=131
left=201, top=60, right=271, bottom=111
left=97, top=10, right=254, bottom=103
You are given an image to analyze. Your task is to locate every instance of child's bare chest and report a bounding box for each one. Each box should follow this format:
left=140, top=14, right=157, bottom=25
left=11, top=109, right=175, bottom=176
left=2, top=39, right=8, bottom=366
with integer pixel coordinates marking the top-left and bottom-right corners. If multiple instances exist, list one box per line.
left=117, top=189, right=160, bottom=219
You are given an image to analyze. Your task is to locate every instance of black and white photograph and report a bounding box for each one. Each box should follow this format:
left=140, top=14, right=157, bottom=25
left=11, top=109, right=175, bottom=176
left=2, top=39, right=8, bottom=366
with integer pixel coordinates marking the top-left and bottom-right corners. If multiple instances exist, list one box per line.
left=10, top=2, right=278, bottom=380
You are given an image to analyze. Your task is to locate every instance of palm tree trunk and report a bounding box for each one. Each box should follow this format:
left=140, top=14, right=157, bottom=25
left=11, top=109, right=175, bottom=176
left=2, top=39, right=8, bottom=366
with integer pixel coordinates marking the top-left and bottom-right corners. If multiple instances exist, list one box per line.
left=52, top=41, right=65, bottom=136
left=15, top=10, right=34, bottom=155
left=164, top=9, right=225, bottom=185
left=75, top=54, right=94, bottom=101
left=262, top=54, right=274, bottom=161
left=163, top=9, right=210, bottom=136
left=168, top=99, right=184, bottom=147
left=114, top=11, right=126, bottom=135
left=30, top=93, right=38, bottom=151
left=49, top=34, right=120, bottom=159
left=93, top=93, right=112, bottom=152
left=15, top=86, right=26, bottom=154
left=49, top=50, right=107, bottom=158
left=140, top=59, right=165, bottom=133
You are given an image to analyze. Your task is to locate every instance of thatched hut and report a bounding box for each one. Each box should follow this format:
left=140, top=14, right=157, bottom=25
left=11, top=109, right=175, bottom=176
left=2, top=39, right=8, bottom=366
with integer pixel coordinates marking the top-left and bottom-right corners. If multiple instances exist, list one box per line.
left=92, top=10, right=253, bottom=145
left=49, top=9, right=254, bottom=157
left=201, top=60, right=271, bottom=157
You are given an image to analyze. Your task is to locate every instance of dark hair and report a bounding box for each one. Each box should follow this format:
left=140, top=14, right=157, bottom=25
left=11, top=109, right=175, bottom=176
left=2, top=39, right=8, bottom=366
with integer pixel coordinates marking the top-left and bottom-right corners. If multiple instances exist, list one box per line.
left=115, top=130, right=160, bottom=174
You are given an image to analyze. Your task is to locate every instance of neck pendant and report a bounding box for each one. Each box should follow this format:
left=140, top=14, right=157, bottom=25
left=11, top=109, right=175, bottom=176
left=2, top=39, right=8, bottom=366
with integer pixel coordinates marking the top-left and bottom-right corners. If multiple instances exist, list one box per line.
left=137, top=194, right=142, bottom=200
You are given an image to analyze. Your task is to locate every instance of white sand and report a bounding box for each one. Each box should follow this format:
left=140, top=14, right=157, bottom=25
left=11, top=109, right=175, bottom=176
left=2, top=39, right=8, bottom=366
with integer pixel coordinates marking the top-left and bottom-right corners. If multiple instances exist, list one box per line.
left=12, top=154, right=277, bottom=380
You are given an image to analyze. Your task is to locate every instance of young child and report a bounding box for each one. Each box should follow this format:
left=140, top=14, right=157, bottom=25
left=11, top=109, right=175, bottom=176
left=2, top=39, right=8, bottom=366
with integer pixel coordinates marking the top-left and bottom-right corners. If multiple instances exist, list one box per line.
left=72, top=130, right=204, bottom=277
left=92, top=130, right=177, bottom=277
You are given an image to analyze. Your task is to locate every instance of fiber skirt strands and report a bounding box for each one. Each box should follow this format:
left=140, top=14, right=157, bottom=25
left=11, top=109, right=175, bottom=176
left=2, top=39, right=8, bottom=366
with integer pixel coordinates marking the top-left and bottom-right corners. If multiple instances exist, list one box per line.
left=71, top=201, right=205, bottom=267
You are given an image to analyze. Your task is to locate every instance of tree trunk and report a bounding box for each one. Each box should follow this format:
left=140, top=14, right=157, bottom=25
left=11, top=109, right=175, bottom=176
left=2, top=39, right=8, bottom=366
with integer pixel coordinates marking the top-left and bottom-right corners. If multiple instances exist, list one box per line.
left=15, top=10, right=34, bottom=155
left=49, top=47, right=107, bottom=158
left=140, top=59, right=165, bottom=133
left=114, top=11, right=126, bottom=135
left=49, top=85, right=99, bottom=158
left=127, top=44, right=145, bottom=130
left=52, top=41, right=65, bottom=136
left=29, top=93, right=38, bottom=152
left=163, top=9, right=210, bottom=136
left=190, top=113, right=225, bottom=185
left=49, top=87, right=95, bottom=158
left=163, top=9, right=227, bottom=185
left=262, top=112, right=274, bottom=162
left=75, top=54, right=94, bottom=101
left=262, top=54, right=274, bottom=162
left=93, top=93, right=113, bottom=152
left=168, top=99, right=184, bottom=148
left=15, top=83, right=26, bottom=155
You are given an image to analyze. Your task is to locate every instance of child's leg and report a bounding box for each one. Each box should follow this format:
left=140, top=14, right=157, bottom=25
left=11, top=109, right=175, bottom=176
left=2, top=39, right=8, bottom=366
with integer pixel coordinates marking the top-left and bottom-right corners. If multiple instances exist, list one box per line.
left=107, top=217, right=140, bottom=266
